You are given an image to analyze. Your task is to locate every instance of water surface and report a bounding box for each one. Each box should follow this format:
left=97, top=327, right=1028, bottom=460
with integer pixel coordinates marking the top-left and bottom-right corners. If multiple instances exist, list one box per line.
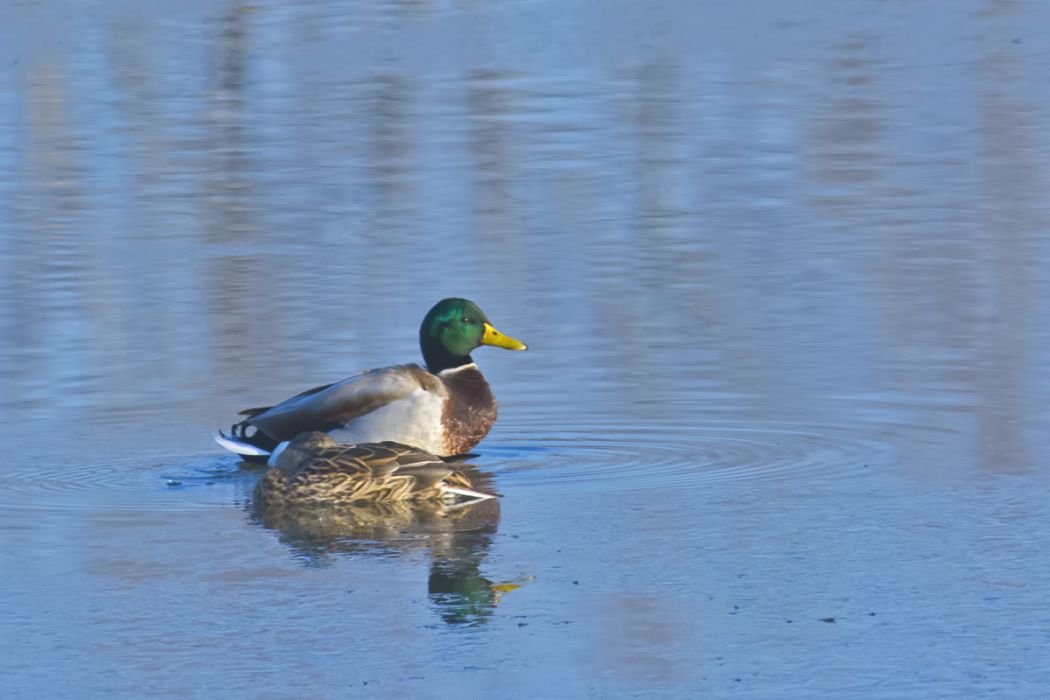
left=3, top=1, right=1050, bottom=697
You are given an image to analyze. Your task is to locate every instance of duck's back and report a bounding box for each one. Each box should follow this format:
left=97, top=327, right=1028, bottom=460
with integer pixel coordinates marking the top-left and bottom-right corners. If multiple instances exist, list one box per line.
left=328, top=364, right=496, bottom=456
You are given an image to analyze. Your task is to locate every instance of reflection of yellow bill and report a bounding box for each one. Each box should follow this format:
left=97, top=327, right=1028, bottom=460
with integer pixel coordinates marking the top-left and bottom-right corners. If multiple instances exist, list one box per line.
left=491, top=576, right=534, bottom=604
left=491, top=583, right=523, bottom=594
left=481, top=323, right=528, bottom=351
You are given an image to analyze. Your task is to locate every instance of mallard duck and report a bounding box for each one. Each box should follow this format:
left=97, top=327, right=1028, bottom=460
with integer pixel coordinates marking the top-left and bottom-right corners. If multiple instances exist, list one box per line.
left=215, top=298, right=526, bottom=462
left=254, top=432, right=494, bottom=507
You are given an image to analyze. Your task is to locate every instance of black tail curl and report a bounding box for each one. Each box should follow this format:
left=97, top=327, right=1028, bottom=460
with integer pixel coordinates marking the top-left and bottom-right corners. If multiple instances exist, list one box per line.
left=228, top=420, right=281, bottom=464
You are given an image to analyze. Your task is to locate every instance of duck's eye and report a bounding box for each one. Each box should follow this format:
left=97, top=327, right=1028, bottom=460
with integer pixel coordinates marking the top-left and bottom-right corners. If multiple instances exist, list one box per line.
left=462, top=317, right=473, bottom=324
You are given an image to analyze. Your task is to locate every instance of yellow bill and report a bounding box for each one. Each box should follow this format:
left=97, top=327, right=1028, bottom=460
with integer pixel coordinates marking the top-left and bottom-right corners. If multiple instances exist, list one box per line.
left=481, top=322, right=527, bottom=350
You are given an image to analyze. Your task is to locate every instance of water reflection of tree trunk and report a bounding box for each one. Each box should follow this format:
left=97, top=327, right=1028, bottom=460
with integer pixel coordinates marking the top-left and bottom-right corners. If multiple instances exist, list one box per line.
left=204, top=6, right=268, bottom=391
left=10, top=62, right=91, bottom=413
left=972, top=0, right=1042, bottom=474
left=468, top=69, right=519, bottom=242
left=600, top=62, right=688, bottom=415
left=359, top=71, right=416, bottom=307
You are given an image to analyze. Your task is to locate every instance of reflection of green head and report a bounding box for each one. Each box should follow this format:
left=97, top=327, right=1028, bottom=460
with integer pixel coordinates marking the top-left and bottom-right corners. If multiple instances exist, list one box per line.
left=418, top=298, right=527, bottom=372
left=428, top=562, right=497, bottom=626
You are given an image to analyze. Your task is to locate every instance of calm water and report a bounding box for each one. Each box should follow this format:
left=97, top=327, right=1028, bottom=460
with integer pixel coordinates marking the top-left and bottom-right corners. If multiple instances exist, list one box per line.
left=3, top=1, right=1050, bottom=697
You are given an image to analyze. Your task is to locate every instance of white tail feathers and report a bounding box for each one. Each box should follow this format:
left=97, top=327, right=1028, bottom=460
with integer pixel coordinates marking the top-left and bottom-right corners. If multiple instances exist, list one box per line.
left=443, top=485, right=497, bottom=502
left=214, top=430, right=272, bottom=457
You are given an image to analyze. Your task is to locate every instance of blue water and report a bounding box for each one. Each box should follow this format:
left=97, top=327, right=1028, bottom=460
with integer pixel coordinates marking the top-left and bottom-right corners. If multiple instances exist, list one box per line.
left=3, top=1, right=1050, bottom=697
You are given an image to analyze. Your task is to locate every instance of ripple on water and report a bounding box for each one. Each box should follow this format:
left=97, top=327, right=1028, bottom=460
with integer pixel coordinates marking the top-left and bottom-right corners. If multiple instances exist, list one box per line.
left=0, top=455, right=254, bottom=513
left=485, top=418, right=898, bottom=492
left=0, top=420, right=897, bottom=511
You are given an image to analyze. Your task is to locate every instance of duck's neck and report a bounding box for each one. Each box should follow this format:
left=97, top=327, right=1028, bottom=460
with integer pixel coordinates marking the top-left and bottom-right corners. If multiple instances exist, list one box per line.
left=423, top=347, right=474, bottom=374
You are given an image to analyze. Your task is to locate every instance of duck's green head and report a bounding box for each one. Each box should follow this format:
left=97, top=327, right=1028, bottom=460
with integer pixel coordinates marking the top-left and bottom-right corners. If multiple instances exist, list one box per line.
left=419, top=298, right=527, bottom=372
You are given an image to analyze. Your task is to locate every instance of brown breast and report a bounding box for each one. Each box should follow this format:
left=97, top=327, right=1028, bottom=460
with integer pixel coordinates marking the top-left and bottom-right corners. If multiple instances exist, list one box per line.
left=440, top=366, right=497, bottom=455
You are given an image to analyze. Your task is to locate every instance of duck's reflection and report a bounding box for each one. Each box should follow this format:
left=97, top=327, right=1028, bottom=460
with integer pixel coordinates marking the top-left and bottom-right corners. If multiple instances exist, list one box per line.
left=249, top=469, right=517, bottom=626
left=428, top=557, right=522, bottom=626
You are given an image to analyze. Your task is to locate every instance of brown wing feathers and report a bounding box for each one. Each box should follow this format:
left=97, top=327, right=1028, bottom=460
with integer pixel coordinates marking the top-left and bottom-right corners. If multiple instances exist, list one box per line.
left=256, top=437, right=480, bottom=506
